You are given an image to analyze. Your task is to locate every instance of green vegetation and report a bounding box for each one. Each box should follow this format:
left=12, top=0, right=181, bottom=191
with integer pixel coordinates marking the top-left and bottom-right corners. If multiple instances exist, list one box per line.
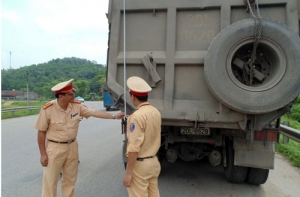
left=1, top=57, right=107, bottom=100
left=277, top=97, right=300, bottom=168
left=280, top=115, right=300, bottom=132
left=1, top=101, right=47, bottom=108
left=276, top=136, right=300, bottom=167
left=1, top=57, right=107, bottom=119
left=1, top=109, right=41, bottom=119
left=1, top=101, right=48, bottom=119
left=290, top=96, right=300, bottom=122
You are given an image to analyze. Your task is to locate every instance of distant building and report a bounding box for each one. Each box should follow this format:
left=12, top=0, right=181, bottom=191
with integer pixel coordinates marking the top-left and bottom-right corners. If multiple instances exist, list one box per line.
left=1, top=90, right=39, bottom=100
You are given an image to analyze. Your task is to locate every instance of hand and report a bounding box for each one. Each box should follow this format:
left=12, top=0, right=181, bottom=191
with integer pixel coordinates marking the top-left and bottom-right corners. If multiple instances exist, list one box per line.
left=40, top=154, right=48, bottom=167
left=115, top=112, right=126, bottom=119
left=123, top=173, right=133, bottom=187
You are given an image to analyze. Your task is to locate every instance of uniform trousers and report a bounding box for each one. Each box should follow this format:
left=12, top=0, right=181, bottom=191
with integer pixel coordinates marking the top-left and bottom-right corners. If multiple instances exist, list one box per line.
left=42, top=140, right=79, bottom=197
left=127, top=156, right=161, bottom=197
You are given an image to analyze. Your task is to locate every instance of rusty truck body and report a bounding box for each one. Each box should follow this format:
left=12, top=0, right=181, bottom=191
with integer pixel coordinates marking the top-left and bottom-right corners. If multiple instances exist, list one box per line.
left=105, top=0, right=300, bottom=184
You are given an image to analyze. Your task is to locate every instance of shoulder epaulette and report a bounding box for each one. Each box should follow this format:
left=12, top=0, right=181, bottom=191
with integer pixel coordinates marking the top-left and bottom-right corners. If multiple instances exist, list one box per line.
left=42, top=102, right=53, bottom=109
left=72, top=100, right=82, bottom=104
left=129, top=110, right=137, bottom=115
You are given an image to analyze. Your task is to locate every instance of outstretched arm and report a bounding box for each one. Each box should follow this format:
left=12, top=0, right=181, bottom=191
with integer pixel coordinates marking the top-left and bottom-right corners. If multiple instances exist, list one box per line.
left=91, top=110, right=125, bottom=120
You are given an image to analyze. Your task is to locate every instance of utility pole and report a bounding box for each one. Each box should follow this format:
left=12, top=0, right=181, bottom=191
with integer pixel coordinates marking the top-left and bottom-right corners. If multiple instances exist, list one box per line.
left=26, top=71, right=30, bottom=106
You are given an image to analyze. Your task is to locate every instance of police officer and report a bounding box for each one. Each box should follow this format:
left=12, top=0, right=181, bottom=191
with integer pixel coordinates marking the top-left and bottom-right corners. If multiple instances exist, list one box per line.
left=123, top=76, right=162, bottom=197
left=35, top=79, right=125, bottom=197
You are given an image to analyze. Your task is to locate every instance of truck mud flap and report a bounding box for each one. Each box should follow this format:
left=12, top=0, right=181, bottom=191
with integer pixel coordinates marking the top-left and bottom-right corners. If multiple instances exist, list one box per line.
left=234, top=139, right=274, bottom=169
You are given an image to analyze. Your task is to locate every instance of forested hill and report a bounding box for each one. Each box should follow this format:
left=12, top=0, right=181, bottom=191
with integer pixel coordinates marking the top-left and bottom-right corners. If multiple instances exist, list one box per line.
left=1, top=57, right=106, bottom=99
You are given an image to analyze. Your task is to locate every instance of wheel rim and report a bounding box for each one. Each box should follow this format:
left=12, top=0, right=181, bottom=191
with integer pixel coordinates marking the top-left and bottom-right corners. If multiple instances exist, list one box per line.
left=227, top=37, right=286, bottom=92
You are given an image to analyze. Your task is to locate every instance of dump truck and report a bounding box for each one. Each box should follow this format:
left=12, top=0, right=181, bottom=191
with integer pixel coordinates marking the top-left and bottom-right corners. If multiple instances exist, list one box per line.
left=105, top=0, right=300, bottom=185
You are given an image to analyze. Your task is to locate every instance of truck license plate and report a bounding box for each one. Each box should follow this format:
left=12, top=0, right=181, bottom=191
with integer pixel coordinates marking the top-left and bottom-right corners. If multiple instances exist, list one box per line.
left=180, top=127, right=210, bottom=135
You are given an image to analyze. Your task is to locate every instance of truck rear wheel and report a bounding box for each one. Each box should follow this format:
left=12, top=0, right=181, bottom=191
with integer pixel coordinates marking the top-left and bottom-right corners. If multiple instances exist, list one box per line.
left=204, top=19, right=300, bottom=114
left=223, top=138, right=248, bottom=183
left=246, top=167, right=269, bottom=185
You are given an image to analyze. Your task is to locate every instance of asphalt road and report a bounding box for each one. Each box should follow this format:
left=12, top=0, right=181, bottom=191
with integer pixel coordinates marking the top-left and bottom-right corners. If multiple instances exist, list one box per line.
left=1, top=101, right=300, bottom=197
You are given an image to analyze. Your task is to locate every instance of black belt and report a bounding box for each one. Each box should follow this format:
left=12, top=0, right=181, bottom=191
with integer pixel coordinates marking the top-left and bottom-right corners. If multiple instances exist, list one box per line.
left=137, top=156, right=155, bottom=161
left=48, top=139, right=76, bottom=144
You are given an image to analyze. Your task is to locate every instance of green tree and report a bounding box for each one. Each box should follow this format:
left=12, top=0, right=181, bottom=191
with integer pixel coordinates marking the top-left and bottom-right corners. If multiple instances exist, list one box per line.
left=1, top=57, right=106, bottom=100
left=74, top=80, right=89, bottom=97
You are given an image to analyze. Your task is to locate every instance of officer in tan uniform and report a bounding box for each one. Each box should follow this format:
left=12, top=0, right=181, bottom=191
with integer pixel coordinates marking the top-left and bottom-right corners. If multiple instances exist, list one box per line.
left=35, top=79, right=125, bottom=197
left=123, top=76, right=162, bottom=197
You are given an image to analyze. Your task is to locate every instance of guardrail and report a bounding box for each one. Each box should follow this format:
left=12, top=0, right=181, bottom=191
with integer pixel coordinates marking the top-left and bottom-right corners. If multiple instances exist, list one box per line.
left=1, top=106, right=41, bottom=113
left=279, top=124, right=300, bottom=143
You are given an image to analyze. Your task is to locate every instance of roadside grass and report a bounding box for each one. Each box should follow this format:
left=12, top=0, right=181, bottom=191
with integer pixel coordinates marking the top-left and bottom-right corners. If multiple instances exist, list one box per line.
left=276, top=114, right=300, bottom=168
left=276, top=136, right=300, bottom=167
left=1, top=109, right=41, bottom=119
left=1, top=101, right=47, bottom=119
left=1, top=101, right=47, bottom=108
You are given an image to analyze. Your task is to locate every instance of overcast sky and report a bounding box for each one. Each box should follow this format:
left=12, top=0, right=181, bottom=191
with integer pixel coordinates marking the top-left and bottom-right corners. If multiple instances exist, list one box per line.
left=1, top=0, right=109, bottom=69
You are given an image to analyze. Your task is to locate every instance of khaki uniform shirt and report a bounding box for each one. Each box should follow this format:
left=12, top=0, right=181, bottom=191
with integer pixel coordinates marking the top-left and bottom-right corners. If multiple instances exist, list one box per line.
left=34, top=100, right=95, bottom=141
left=126, top=102, right=161, bottom=158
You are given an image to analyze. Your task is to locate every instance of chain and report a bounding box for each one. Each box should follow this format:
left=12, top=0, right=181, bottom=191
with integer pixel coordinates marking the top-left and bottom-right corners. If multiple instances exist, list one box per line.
left=243, top=0, right=262, bottom=86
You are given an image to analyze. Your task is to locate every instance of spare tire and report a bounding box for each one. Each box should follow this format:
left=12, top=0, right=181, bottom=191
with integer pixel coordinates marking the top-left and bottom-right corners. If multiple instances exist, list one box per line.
left=204, top=19, right=300, bottom=114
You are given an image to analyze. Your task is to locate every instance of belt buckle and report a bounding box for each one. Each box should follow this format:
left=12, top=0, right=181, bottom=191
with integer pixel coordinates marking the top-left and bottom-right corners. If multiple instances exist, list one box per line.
left=67, top=140, right=73, bottom=144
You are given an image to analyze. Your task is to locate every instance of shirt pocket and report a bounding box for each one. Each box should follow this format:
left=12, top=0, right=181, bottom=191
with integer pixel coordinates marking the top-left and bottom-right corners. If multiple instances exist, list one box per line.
left=70, top=116, right=82, bottom=128
left=50, top=119, right=65, bottom=131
